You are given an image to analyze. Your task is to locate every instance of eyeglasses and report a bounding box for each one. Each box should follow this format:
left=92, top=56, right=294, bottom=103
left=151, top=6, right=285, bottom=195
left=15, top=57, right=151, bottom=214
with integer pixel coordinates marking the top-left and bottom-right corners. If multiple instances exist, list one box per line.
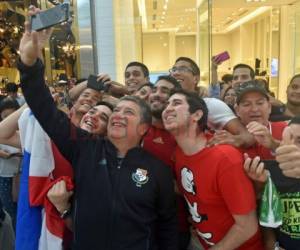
left=169, top=66, right=195, bottom=74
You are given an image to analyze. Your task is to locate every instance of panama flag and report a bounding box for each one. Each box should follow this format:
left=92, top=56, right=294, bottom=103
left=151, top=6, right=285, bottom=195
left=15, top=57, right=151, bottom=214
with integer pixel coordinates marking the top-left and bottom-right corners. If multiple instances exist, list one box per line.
left=16, top=108, right=63, bottom=250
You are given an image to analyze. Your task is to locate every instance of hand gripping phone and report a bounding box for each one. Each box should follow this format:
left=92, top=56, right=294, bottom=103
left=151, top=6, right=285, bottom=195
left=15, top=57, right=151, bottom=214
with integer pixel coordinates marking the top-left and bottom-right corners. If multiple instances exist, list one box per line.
left=30, top=3, right=70, bottom=31
left=87, top=74, right=113, bottom=92
left=213, top=51, right=230, bottom=64
left=87, top=75, right=105, bottom=92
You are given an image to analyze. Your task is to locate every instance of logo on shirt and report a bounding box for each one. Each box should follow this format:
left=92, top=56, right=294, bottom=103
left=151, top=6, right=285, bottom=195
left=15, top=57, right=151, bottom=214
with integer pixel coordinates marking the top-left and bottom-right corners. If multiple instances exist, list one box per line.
left=152, top=137, right=164, bottom=144
left=132, top=168, right=149, bottom=187
left=181, top=167, right=196, bottom=195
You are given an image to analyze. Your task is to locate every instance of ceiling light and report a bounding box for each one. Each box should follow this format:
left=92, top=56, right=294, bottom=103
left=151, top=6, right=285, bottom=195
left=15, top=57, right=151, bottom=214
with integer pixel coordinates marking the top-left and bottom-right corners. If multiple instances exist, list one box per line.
left=225, top=6, right=271, bottom=32
left=163, top=4, right=167, bottom=10
left=162, top=11, right=166, bottom=15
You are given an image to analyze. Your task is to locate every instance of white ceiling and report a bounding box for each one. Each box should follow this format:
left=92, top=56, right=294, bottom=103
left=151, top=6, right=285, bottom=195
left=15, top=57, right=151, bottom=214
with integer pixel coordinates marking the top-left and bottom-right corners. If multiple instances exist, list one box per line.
left=141, top=0, right=299, bottom=34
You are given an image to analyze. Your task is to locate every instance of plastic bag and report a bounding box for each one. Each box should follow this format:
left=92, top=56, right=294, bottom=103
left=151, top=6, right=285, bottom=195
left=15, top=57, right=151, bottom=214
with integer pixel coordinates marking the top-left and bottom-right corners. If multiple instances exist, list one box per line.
left=259, top=174, right=282, bottom=228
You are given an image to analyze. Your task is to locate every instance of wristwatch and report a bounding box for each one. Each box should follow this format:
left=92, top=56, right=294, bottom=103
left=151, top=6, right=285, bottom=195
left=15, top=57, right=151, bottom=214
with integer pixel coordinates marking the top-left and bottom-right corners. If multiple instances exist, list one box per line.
left=59, top=208, right=71, bottom=219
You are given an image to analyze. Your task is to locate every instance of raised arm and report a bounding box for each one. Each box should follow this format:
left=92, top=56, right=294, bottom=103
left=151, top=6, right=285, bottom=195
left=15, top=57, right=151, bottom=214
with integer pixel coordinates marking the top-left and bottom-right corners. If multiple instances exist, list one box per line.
left=0, top=104, right=27, bottom=148
left=17, top=8, right=87, bottom=164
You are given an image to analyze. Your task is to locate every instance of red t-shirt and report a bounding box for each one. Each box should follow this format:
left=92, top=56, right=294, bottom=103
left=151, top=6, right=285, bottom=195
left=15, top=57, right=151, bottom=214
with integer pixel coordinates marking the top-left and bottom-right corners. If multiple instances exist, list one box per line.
left=243, top=121, right=287, bottom=160
left=143, top=126, right=177, bottom=169
left=175, top=143, right=264, bottom=249
left=143, top=126, right=190, bottom=232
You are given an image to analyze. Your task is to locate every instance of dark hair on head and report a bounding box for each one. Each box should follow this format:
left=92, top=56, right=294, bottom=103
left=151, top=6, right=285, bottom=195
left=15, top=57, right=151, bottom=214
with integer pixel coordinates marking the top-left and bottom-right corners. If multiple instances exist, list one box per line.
left=289, top=115, right=300, bottom=125
left=156, top=75, right=182, bottom=91
left=136, top=83, right=153, bottom=92
left=289, top=74, right=300, bottom=86
left=175, top=57, right=200, bottom=76
left=233, top=64, right=255, bottom=79
left=95, top=101, right=114, bottom=112
left=0, top=98, right=20, bottom=114
left=125, top=61, right=150, bottom=77
left=222, top=86, right=235, bottom=101
left=119, top=95, right=152, bottom=125
left=221, top=74, right=233, bottom=83
left=171, top=89, right=208, bottom=132
left=5, top=82, right=18, bottom=93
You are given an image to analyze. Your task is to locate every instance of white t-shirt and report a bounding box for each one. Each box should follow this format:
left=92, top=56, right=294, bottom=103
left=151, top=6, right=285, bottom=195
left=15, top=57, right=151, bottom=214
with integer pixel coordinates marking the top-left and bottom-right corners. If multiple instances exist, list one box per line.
left=0, top=144, right=21, bottom=177
left=203, top=97, right=237, bottom=131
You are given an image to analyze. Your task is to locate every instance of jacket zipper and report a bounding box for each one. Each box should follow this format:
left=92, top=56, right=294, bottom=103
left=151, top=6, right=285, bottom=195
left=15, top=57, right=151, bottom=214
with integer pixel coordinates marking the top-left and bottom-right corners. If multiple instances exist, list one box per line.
left=107, top=158, right=123, bottom=250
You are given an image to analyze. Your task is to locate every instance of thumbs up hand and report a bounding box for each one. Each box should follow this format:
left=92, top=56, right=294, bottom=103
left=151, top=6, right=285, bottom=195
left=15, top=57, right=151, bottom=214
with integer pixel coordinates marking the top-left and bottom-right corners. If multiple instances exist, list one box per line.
left=275, top=126, right=300, bottom=178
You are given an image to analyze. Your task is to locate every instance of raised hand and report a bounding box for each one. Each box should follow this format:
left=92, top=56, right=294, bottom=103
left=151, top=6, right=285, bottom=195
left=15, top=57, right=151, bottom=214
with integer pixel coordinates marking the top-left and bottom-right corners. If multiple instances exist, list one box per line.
left=19, top=6, right=52, bottom=66
left=246, top=121, right=279, bottom=150
left=276, top=126, right=300, bottom=178
left=243, top=153, right=268, bottom=183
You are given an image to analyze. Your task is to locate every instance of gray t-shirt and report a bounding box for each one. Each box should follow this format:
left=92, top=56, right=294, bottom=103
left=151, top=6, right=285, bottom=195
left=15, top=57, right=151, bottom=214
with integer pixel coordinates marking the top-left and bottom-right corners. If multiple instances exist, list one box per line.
left=0, top=144, right=21, bottom=177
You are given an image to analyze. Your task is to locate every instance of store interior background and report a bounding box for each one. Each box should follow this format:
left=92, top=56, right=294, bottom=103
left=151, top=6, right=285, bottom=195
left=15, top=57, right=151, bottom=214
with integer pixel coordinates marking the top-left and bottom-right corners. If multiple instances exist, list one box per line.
left=0, top=0, right=299, bottom=103
left=112, top=0, right=300, bottom=102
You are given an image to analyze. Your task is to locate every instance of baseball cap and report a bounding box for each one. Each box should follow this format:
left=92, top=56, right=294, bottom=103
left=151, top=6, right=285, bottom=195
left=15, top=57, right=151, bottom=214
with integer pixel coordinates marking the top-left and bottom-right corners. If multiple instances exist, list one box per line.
left=235, top=80, right=269, bottom=104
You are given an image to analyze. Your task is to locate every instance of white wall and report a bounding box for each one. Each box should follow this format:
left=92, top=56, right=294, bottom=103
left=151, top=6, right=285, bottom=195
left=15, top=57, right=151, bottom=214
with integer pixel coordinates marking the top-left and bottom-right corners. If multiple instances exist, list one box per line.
left=142, top=32, right=170, bottom=72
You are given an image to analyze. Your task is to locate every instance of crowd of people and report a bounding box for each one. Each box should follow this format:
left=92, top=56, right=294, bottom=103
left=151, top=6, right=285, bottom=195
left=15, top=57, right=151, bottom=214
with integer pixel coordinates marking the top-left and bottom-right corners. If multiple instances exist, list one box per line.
left=0, top=6, right=300, bottom=250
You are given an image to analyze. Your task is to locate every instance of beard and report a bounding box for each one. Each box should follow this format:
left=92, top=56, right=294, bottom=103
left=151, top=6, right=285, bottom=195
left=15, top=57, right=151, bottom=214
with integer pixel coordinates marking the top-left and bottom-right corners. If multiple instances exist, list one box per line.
left=151, top=108, right=163, bottom=119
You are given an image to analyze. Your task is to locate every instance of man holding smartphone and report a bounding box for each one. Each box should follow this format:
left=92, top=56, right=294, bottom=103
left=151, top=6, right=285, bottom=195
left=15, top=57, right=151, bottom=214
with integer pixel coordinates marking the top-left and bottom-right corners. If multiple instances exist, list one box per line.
left=17, top=7, right=178, bottom=250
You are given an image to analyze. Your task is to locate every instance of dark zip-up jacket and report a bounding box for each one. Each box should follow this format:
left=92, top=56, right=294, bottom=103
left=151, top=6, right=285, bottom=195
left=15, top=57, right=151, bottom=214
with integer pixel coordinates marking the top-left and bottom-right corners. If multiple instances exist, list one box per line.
left=18, top=59, right=178, bottom=250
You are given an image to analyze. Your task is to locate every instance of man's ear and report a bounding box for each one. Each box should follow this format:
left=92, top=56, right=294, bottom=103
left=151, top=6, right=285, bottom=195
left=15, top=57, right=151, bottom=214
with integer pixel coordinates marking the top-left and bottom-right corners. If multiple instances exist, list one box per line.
left=192, top=109, right=203, bottom=123
left=194, top=75, right=200, bottom=85
left=138, top=123, right=150, bottom=137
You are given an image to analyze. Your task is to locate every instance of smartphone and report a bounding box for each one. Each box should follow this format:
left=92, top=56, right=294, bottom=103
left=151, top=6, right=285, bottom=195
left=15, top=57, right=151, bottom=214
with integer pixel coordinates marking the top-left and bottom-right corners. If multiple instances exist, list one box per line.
left=88, top=75, right=105, bottom=91
left=213, top=51, right=230, bottom=64
left=30, top=3, right=70, bottom=31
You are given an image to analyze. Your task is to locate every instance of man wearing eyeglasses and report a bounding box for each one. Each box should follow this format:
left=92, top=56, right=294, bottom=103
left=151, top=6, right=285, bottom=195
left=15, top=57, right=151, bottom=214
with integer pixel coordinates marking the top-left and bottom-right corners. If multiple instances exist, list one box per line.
left=169, top=57, right=200, bottom=92
left=169, top=57, right=254, bottom=148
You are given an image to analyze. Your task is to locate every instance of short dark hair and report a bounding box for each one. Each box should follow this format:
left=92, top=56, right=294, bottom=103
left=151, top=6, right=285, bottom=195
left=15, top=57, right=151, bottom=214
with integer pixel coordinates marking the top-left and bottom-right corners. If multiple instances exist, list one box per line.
left=0, top=98, right=20, bottom=114
left=175, top=57, right=200, bottom=76
left=289, top=115, right=300, bottom=125
left=233, top=64, right=255, bottom=79
left=96, top=101, right=114, bottom=112
left=289, top=74, right=300, bottom=86
left=119, top=95, right=152, bottom=125
left=222, top=86, right=235, bottom=101
left=5, top=82, right=18, bottom=93
left=221, top=74, right=233, bottom=83
left=156, top=75, right=182, bottom=91
left=125, top=62, right=149, bottom=77
left=171, top=90, right=208, bottom=131
left=136, top=83, right=154, bottom=92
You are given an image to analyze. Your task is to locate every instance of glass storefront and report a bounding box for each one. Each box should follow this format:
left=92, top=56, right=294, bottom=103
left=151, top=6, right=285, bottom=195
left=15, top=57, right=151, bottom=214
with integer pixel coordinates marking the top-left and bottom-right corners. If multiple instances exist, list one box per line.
left=91, top=0, right=300, bottom=102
